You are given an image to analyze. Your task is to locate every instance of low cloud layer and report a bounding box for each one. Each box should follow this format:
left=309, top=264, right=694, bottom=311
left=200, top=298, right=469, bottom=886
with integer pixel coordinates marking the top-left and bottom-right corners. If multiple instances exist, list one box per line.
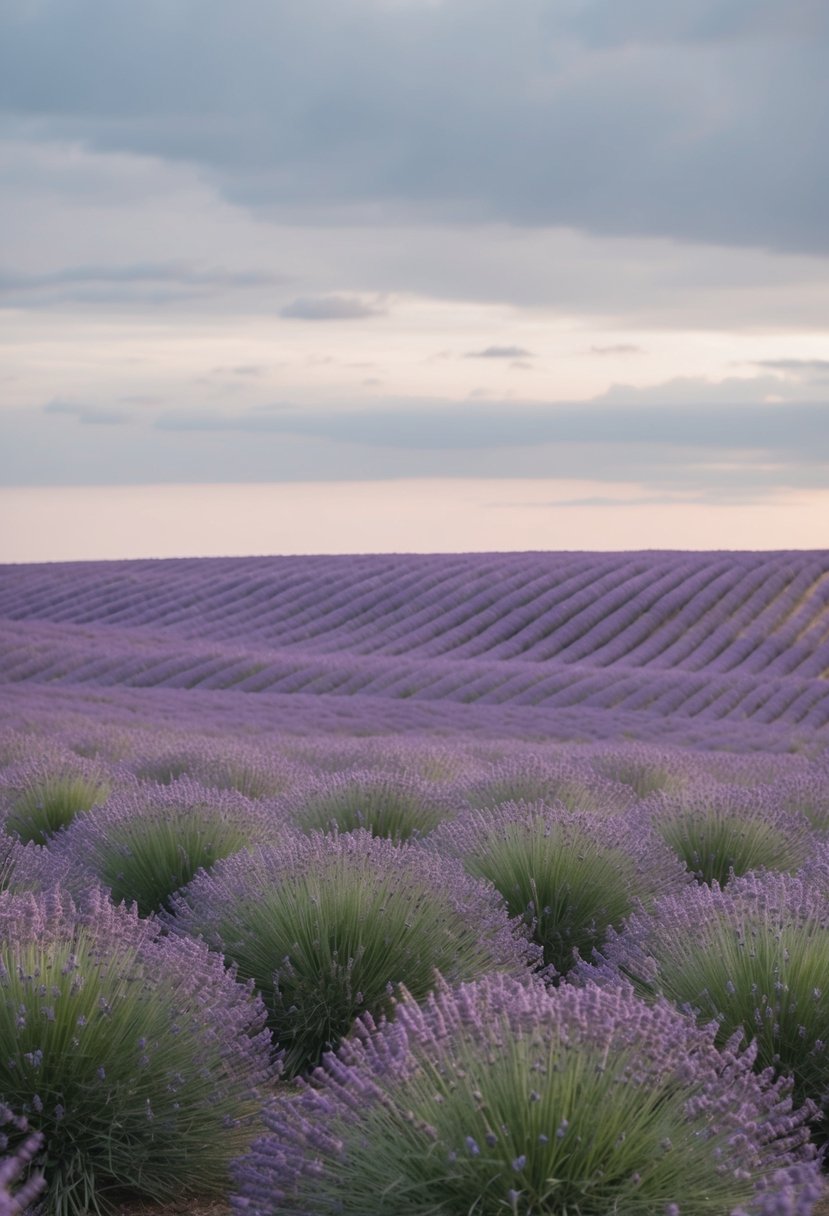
left=280, top=295, right=385, bottom=320
left=466, top=346, right=534, bottom=360
left=4, top=374, right=826, bottom=505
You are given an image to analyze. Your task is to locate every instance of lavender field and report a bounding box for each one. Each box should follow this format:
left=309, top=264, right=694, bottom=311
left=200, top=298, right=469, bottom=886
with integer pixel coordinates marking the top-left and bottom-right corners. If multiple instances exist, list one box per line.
left=2, top=550, right=829, bottom=1215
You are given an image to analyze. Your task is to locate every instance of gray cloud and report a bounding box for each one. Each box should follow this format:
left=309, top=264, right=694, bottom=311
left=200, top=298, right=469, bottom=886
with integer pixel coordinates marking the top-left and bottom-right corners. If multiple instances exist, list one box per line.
left=153, top=396, right=829, bottom=463
left=493, top=493, right=730, bottom=508
left=591, top=344, right=644, bottom=356
left=5, top=387, right=828, bottom=497
left=0, top=261, right=287, bottom=308
left=751, top=359, right=829, bottom=379
left=280, top=295, right=385, bottom=320
left=1, top=0, right=826, bottom=255
left=466, top=346, right=535, bottom=359
left=42, top=400, right=132, bottom=425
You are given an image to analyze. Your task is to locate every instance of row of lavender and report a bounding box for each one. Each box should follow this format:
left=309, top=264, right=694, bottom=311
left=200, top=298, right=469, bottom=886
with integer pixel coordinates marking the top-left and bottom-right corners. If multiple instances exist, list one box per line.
left=2, top=716, right=829, bottom=1215
left=2, top=678, right=823, bottom=754
left=1, top=556, right=827, bottom=739
left=3, top=553, right=828, bottom=677
left=3, top=617, right=828, bottom=732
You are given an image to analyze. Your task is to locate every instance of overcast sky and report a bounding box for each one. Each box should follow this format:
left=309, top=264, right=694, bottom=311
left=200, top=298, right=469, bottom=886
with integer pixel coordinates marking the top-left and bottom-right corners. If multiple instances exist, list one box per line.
left=1, top=0, right=827, bottom=556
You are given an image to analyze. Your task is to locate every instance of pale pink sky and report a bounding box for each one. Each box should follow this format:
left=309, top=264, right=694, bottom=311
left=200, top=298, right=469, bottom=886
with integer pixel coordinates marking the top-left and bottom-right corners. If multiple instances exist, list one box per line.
left=3, top=481, right=827, bottom=564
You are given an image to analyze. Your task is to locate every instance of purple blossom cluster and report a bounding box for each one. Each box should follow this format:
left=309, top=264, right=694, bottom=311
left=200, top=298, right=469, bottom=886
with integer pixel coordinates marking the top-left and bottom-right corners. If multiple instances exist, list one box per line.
left=0, top=834, right=77, bottom=897
left=127, top=735, right=305, bottom=799
left=643, top=781, right=815, bottom=885
left=461, top=753, right=637, bottom=813
left=232, top=975, right=823, bottom=1215
left=0, top=1107, right=45, bottom=1216
left=0, top=753, right=113, bottom=844
left=768, top=770, right=829, bottom=832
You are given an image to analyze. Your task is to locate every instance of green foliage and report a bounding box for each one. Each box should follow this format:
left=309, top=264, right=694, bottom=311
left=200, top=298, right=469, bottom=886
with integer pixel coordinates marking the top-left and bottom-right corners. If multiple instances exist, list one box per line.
left=93, top=811, right=253, bottom=916
left=261, top=980, right=807, bottom=1216
left=629, top=909, right=829, bottom=1115
left=292, top=777, right=453, bottom=842
left=169, top=837, right=532, bottom=1077
left=0, top=899, right=269, bottom=1216
left=215, top=874, right=497, bottom=1074
left=459, top=821, right=638, bottom=975
left=3, top=774, right=110, bottom=845
left=654, top=807, right=807, bottom=886
left=331, top=1036, right=745, bottom=1215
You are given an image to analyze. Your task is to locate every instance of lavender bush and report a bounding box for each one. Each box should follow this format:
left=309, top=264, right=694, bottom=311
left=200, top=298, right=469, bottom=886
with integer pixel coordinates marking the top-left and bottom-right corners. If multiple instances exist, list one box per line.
left=286, top=770, right=459, bottom=841
left=0, top=760, right=111, bottom=846
left=52, top=777, right=283, bottom=915
left=587, top=744, right=690, bottom=798
left=0, top=887, right=272, bottom=1216
left=590, top=870, right=829, bottom=1119
left=462, top=755, right=635, bottom=814
left=232, top=975, right=822, bottom=1216
left=167, top=830, right=539, bottom=1075
left=767, top=772, right=829, bottom=833
left=428, top=802, right=686, bottom=975
left=130, top=737, right=301, bottom=799
left=646, top=784, right=813, bottom=886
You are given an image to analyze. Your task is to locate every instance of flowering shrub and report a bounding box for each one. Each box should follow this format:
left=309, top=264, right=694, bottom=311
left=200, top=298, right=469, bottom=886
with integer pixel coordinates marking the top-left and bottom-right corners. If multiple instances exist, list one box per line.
left=462, top=756, right=634, bottom=814
left=130, top=738, right=301, bottom=799
left=768, top=772, right=829, bottom=833
left=589, top=870, right=829, bottom=1119
left=0, top=1106, right=45, bottom=1216
left=286, top=770, right=459, bottom=841
left=646, top=784, right=813, bottom=886
left=0, top=887, right=272, bottom=1216
left=232, top=975, right=822, bottom=1216
left=428, top=802, right=686, bottom=975
left=167, top=830, right=538, bottom=1075
left=587, top=745, right=689, bottom=798
left=0, top=761, right=111, bottom=845
left=52, top=778, right=283, bottom=915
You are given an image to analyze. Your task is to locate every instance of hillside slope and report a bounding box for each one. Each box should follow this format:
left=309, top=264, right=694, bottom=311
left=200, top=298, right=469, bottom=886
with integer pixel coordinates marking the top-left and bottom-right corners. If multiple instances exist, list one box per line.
left=1, top=551, right=827, bottom=748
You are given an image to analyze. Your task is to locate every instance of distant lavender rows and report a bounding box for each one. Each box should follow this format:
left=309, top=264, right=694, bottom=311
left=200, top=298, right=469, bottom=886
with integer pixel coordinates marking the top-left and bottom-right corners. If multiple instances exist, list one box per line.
left=1, top=551, right=827, bottom=745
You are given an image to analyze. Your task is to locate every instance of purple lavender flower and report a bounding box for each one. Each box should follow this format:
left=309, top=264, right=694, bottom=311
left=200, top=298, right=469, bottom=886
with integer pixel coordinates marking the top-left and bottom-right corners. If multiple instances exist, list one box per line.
left=0, top=1107, right=45, bottom=1216
left=461, top=754, right=636, bottom=814
left=586, top=743, right=692, bottom=799
left=129, top=736, right=304, bottom=799
left=768, top=771, right=829, bottom=833
left=0, top=756, right=111, bottom=845
left=231, top=974, right=823, bottom=1215
left=0, top=834, right=78, bottom=897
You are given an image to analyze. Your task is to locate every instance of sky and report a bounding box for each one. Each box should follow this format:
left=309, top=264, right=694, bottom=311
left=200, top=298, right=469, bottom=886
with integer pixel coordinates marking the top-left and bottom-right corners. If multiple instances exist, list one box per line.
left=1, top=0, right=827, bottom=559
